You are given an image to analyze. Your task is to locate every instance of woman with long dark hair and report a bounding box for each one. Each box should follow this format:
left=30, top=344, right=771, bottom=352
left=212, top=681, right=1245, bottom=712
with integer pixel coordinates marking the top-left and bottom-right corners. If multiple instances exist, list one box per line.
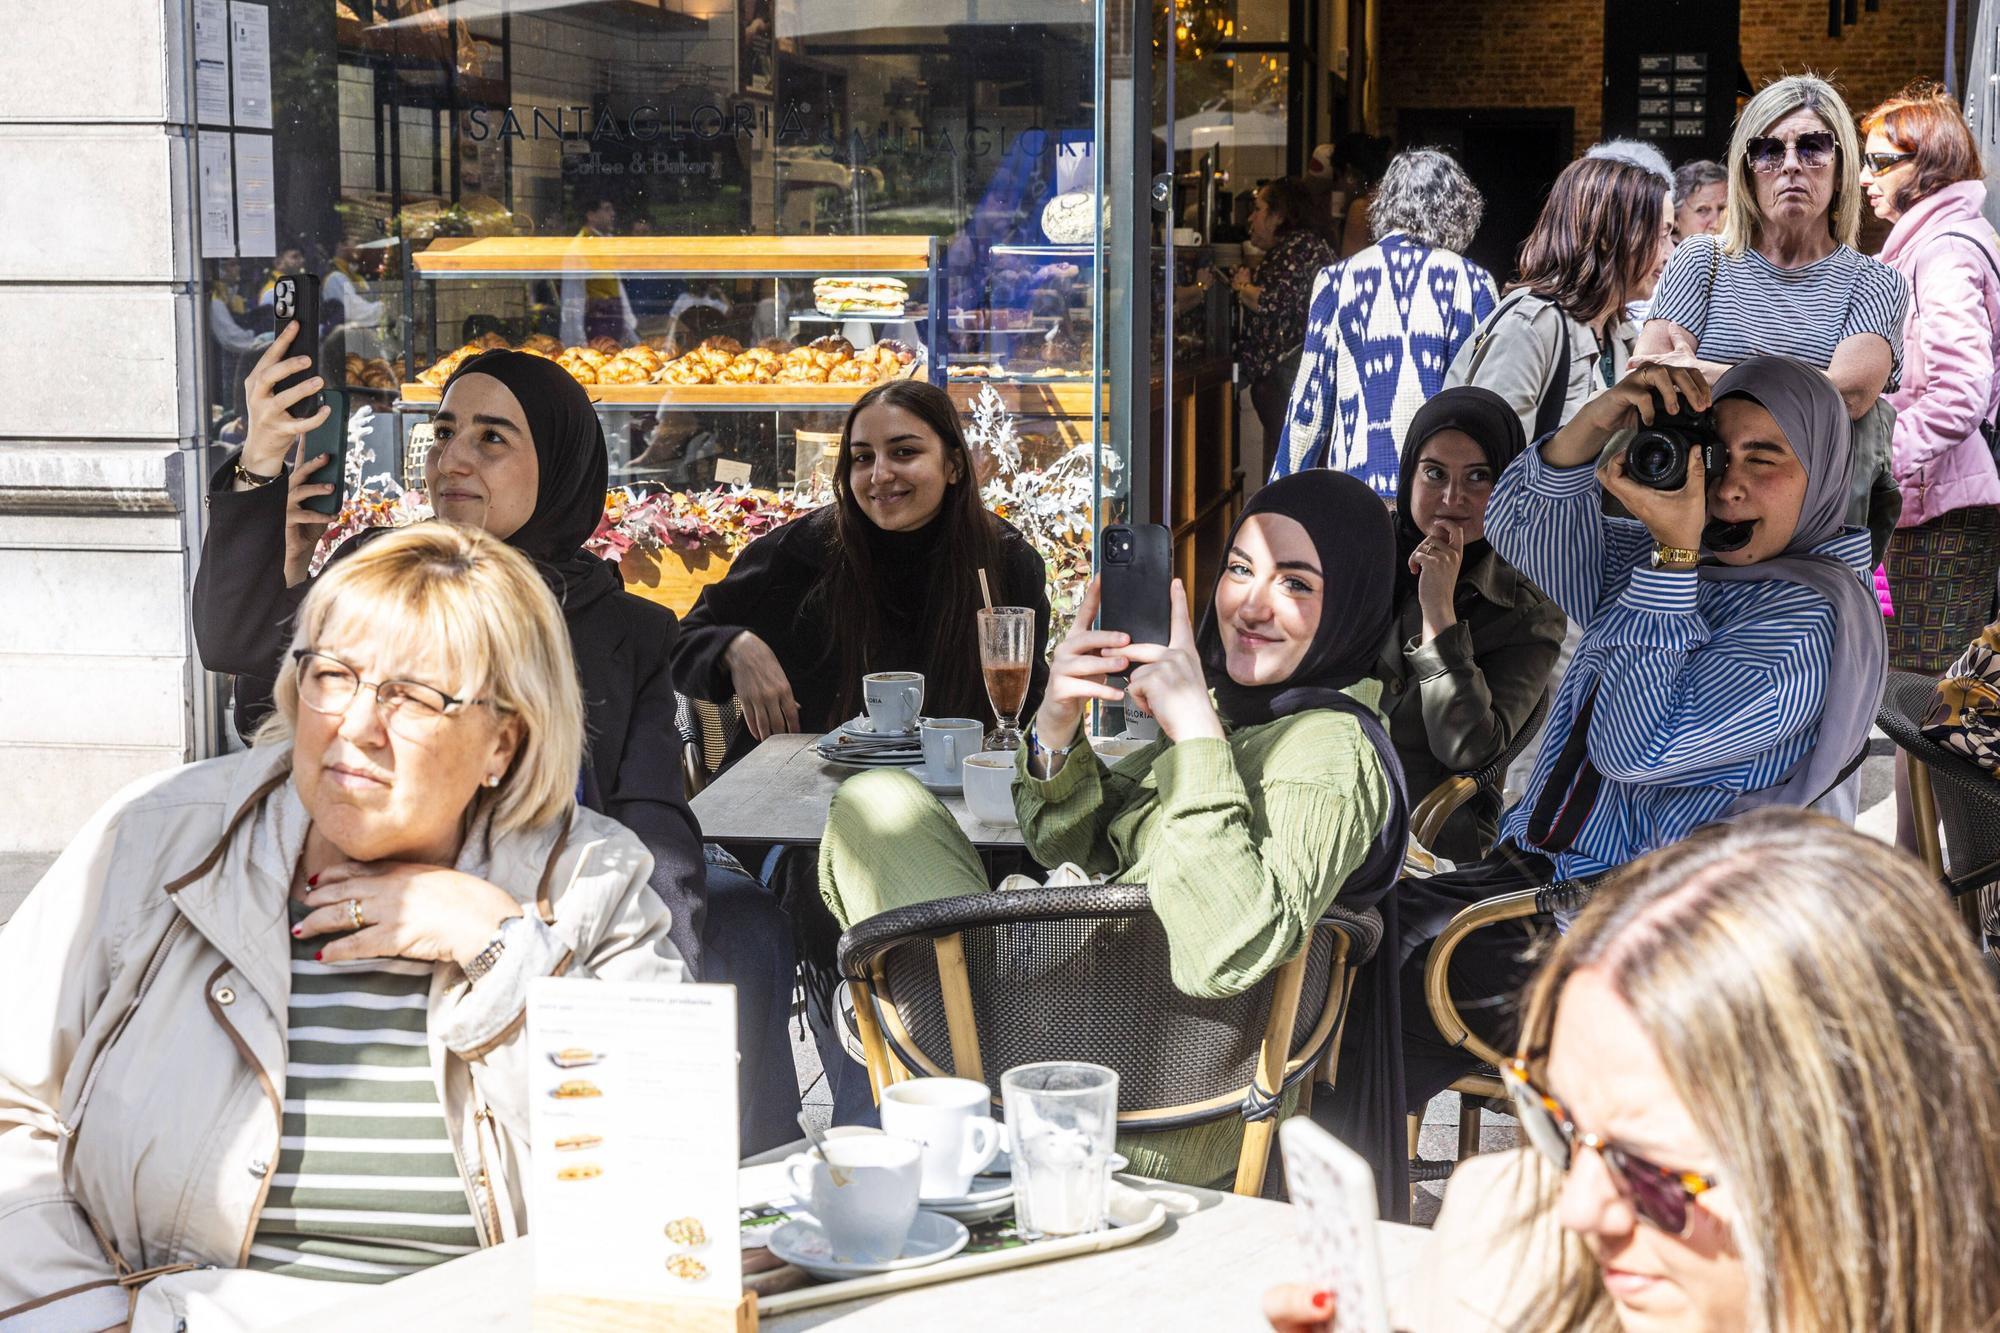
left=1446, top=155, right=1675, bottom=443
left=1229, top=176, right=1338, bottom=451
left=674, top=378, right=1051, bottom=763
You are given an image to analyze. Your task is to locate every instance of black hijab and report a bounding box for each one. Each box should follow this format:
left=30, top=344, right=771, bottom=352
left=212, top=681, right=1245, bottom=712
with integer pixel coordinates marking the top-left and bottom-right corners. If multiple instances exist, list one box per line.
left=440, top=349, right=620, bottom=613
left=1392, top=386, right=1528, bottom=602
left=1196, top=469, right=1398, bottom=726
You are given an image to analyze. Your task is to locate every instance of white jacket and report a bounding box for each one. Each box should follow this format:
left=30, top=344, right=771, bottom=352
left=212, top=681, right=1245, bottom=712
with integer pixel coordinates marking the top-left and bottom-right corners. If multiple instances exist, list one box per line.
left=0, top=746, right=682, bottom=1331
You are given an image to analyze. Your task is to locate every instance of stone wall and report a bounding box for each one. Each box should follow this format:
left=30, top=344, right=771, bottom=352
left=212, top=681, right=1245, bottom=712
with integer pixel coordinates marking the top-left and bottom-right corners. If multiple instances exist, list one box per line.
left=0, top=0, right=207, bottom=853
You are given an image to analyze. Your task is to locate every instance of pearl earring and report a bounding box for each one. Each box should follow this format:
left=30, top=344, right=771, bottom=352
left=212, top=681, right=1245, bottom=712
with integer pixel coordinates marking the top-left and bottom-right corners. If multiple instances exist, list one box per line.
left=483, top=774, right=501, bottom=788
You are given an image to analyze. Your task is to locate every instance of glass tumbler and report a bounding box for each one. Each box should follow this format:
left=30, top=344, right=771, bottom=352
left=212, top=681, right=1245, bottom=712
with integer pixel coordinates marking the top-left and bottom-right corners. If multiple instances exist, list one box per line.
left=976, top=606, right=1036, bottom=751
left=1000, top=1061, right=1120, bottom=1237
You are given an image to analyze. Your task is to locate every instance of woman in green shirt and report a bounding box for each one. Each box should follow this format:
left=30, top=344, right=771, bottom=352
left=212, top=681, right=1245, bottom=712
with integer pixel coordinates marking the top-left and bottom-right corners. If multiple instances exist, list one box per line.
left=820, top=470, right=1409, bottom=1186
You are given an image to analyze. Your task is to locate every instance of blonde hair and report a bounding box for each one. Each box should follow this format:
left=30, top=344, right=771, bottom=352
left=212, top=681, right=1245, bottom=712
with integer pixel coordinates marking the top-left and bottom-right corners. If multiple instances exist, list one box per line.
left=1720, top=74, right=1864, bottom=257
left=255, top=524, right=585, bottom=836
left=1504, top=811, right=2000, bottom=1332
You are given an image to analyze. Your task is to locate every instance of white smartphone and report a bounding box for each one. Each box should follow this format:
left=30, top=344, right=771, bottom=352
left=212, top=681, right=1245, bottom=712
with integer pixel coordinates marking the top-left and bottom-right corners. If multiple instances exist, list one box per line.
left=1279, top=1118, right=1391, bottom=1333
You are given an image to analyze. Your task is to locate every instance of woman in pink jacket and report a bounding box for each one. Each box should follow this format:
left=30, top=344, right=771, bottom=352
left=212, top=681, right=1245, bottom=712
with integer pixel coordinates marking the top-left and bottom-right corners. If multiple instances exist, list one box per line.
left=1863, top=85, right=2000, bottom=675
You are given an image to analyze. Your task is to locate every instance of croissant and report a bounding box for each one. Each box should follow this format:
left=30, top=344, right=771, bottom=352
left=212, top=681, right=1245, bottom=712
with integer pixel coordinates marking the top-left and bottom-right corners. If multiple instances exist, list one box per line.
left=758, top=337, right=793, bottom=355
left=829, top=360, right=875, bottom=384
left=364, top=357, right=394, bottom=379
left=809, top=335, right=854, bottom=357
left=571, top=348, right=609, bottom=369
left=476, top=332, right=510, bottom=350
left=588, top=336, right=623, bottom=357
left=700, top=335, right=743, bottom=356
left=814, top=350, right=848, bottom=371
left=361, top=368, right=397, bottom=390
left=520, top=333, right=564, bottom=355
left=563, top=362, right=599, bottom=385
left=623, top=345, right=664, bottom=373
left=661, top=360, right=713, bottom=386
left=598, top=357, right=650, bottom=385
left=344, top=353, right=366, bottom=378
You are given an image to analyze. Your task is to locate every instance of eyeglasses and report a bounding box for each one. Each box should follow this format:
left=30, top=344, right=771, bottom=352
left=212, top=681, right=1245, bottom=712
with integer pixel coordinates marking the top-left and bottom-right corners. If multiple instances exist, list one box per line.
left=1744, top=131, right=1837, bottom=173
left=1503, top=1056, right=1719, bottom=1237
left=1863, top=150, right=1916, bottom=174
left=292, top=650, right=503, bottom=738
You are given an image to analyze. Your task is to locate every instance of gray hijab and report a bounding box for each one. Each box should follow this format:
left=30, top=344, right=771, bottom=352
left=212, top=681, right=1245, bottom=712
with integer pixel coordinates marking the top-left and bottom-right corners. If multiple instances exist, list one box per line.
left=1705, top=355, right=1886, bottom=812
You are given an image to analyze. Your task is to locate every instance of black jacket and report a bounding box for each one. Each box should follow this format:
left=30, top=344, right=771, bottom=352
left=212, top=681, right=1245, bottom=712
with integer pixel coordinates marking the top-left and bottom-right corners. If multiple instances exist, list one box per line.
left=190, top=457, right=709, bottom=973
left=1371, top=546, right=1565, bottom=862
left=673, top=505, right=1052, bottom=770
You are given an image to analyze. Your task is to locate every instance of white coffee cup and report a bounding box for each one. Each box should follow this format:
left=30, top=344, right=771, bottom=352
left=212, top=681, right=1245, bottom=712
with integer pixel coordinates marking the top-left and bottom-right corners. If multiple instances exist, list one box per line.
left=919, top=718, right=983, bottom=787
left=880, top=1077, right=1004, bottom=1199
left=863, top=671, right=925, bottom=735
left=783, top=1135, right=923, bottom=1263
left=961, top=752, right=1018, bottom=825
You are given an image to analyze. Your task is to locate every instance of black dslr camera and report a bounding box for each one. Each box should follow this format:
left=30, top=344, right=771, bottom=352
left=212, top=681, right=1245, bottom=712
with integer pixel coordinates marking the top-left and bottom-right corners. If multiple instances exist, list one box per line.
left=1623, top=395, right=1727, bottom=491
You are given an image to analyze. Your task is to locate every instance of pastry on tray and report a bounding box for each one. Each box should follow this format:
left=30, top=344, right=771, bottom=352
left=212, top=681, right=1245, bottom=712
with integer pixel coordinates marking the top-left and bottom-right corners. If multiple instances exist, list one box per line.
left=587, top=335, right=623, bottom=357
left=556, top=1164, right=603, bottom=1181
left=554, top=1133, right=603, bottom=1151
left=597, top=356, right=651, bottom=385
left=664, top=1217, right=708, bottom=1248
left=551, top=1079, right=603, bottom=1099
left=520, top=332, right=564, bottom=355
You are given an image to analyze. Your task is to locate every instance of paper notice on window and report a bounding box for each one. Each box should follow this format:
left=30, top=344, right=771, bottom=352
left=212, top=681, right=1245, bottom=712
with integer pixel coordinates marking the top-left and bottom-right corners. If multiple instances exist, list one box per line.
left=229, top=1, right=271, bottom=129
left=713, top=458, right=753, bottom=486
left=529, top=978, right=741, bottom=1307
left=234, top=133, right=276, bottom=258
left=198, top=131, right=236, bottom=257
left=195, top=0, right=231, bottom=125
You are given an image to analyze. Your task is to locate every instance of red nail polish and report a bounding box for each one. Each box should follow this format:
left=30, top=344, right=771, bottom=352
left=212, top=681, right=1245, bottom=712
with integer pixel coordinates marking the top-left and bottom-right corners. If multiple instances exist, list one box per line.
left=307, top=873, right=319, bottom=887
left=313, top=951, right=323, bottom=961
left=291, top=926, right=302, bottom=938
left=1312, top=1291, right=1333, bottom=1312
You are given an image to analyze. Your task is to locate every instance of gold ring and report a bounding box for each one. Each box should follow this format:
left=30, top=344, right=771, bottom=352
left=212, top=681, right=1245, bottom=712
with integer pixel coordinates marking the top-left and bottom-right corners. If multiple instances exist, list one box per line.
left=347, top=899, right=366, bottom=931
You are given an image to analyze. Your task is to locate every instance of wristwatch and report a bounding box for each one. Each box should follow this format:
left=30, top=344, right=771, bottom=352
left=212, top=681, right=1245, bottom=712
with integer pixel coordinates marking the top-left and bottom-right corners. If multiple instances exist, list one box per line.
left=463, top=914, right=524, bottom=984
left=1650, top=544, right=1700, bottom=572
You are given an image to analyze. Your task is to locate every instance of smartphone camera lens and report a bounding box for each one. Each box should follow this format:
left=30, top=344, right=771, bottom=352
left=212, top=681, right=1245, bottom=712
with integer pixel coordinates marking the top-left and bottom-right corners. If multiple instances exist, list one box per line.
left=1106, top=529, right=1133, bottom=564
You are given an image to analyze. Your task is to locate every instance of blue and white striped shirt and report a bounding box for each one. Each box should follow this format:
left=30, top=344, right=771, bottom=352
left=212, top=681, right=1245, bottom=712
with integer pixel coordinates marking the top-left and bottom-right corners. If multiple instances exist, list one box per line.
left=1489, top=445, right=1867, bottom=878
left=1649, top=235, right=1909, bottom=387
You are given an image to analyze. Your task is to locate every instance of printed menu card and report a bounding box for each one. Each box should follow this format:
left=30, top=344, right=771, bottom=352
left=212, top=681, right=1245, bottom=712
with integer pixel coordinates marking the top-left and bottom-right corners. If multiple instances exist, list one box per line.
left=528, top=978, right=741, bottom=1305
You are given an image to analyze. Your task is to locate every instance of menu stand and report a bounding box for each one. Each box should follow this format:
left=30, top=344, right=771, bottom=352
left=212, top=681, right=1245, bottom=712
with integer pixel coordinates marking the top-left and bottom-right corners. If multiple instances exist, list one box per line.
left=531, top=1291, right=758, bottom=1332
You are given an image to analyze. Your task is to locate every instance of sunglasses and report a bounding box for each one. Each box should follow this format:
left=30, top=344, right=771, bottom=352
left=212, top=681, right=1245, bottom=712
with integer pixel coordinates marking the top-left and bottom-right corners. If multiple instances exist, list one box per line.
left=1744, top=130, right=1837, bottom=173
left=1503, top=1057, right=1719, bottom=1237
left=1863, top=150, right=1916, bottom=174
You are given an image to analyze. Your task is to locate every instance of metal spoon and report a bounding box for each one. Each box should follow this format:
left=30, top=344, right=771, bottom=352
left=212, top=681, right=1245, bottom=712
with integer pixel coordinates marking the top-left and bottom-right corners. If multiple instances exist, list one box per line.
left=796, top=1111, right=852, bottom=1186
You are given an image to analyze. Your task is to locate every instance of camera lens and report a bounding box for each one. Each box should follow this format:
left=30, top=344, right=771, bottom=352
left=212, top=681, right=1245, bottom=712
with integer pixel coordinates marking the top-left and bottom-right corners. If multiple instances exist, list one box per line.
left=1626, top=433, right=1683, bottom=490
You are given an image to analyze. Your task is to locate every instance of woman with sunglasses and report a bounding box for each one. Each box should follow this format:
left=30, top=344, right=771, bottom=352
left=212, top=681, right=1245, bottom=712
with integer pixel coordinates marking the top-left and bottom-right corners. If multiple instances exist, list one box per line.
left=1637, top=75, right=1907, bottom=424
left=1269, top=810, right=2000, bottom=1331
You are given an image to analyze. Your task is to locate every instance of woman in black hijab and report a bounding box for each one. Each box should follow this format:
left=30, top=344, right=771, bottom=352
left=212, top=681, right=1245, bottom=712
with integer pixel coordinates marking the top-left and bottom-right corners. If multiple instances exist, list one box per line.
left=193, top=347, right=708, bottom=970
left=1372, top=386, right=1566, bottom=860
left=819, top=469, right=1409, bottom=1188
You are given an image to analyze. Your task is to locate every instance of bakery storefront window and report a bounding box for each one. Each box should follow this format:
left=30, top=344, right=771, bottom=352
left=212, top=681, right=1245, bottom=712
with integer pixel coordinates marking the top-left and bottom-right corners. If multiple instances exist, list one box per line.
left=202, top=0, right=1123, bottom=620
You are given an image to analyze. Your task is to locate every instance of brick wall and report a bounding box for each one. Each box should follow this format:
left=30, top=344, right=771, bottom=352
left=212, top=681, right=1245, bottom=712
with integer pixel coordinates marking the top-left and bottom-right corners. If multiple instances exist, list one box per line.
left=1739, top=0, right=1962, bottom=125
left=1375, top=0, right=1605, bottom=154
left=1372, top=1, right=1958, bottom=157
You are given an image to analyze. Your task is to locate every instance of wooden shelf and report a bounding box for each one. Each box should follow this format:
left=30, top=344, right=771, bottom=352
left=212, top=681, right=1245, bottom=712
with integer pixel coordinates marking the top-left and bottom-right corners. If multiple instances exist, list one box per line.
left=399, top=382, right=885, bottom=409
left=413, top=235, right=937, bottom=278
left=945, top=379, right=1101, bottom=416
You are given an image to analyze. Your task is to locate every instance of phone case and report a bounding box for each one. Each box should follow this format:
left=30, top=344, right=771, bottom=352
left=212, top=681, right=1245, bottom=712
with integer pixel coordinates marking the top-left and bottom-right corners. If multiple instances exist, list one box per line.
left=1279, top=1119, right=1391, bottom=1333
left=271, top=273, right=323, bottom=420
left=297, top=388, right=347, bottom=517
left=1098, top=523, right=1172, bottom=646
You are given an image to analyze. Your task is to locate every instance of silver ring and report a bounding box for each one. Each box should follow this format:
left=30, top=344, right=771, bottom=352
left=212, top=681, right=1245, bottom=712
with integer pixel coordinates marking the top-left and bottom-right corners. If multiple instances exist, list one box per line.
left=347, top=899, right=366, bottom=931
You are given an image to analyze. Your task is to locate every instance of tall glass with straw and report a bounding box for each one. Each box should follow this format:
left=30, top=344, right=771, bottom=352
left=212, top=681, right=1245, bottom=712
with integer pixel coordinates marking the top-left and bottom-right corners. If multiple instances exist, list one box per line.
left=975, top=569, right=1034, bottom=752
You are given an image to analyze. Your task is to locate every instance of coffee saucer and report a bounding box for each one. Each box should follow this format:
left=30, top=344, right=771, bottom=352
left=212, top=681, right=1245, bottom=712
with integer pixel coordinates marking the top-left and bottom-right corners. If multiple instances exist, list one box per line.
left=766, top=1210, right=969, bottom=1279
left=841, top=715, right=919, bottom=739
left=920, top=1176, right=1013, bottom=1223
left=916, top=771, right=962, bottom=794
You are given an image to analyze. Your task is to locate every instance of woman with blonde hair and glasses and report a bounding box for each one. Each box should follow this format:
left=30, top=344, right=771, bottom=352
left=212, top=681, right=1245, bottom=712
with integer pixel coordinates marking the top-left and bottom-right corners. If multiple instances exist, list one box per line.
left=1269, top=810, right=2000, bottom=1331
left=1638, top=76, right=1909, bottom=562
left=0, top=525, right=682, bottom=1330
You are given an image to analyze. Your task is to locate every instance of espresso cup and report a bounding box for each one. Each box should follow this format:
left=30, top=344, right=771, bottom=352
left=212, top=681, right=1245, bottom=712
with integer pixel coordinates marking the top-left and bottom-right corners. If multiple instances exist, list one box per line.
left=961, top=752, right=1018, bottom=825
left=919, top=718, right=983, bottom=787
left=783, top=1136, right=923, bottom=1263
left=863, top=671, right=925, bottom=735
left=880, top=1077, right=1004, bottom=1199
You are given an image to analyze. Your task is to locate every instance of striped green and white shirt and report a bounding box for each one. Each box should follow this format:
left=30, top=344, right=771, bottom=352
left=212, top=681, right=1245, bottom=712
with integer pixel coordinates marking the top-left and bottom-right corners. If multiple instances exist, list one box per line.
left=247, top=914, right=482, bottom=1284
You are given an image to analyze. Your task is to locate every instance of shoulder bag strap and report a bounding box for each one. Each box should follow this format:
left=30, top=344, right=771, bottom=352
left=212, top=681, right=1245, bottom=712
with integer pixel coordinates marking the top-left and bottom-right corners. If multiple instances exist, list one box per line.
left=1940, top=231, right=2000, bottom=442
left=1533, top=309, right=1573, bottom=441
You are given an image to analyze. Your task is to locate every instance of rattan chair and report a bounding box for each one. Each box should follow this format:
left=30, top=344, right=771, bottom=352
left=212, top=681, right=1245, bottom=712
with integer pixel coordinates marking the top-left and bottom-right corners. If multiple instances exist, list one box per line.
left=1409, top=877, right=1598, bottom=1186
left=1407, top=689, right=1553, bottom=853
left=673, top=693, right=744, bottom=796
left=1877, top=669, right=2000, bottom=935
left=835, top=884, right=1382, bottom=1196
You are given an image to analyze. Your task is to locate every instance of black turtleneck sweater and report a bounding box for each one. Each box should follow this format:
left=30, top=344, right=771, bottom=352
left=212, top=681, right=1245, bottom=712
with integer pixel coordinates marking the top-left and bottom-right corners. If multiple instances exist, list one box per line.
left=674, top=505, right=1052, bottom=771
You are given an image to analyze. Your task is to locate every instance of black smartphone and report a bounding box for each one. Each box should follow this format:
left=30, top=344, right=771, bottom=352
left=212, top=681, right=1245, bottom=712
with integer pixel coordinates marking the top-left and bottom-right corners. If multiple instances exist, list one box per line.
left=296, top=388, right=347, bottom=517
left=270, top=273, right=323, bottom=419
left=1098, top=522, right=1172, bottom=646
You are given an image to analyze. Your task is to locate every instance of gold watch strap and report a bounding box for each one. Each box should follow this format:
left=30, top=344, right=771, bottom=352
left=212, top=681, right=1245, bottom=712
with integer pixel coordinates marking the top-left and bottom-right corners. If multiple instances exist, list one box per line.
left=1653, top=544, right=1700, bottom=570
left=231, top=458, right=285, bottom=487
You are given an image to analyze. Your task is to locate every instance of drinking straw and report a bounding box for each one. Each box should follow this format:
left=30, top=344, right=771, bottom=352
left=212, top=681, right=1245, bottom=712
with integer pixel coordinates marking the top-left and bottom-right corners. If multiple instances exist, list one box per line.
left=977, top=568, right=994, bottom=611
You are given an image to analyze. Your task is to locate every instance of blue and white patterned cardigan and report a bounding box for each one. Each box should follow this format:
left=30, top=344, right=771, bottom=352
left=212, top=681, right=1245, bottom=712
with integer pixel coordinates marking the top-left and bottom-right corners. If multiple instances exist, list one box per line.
left=1271, top=233, right=1499, bottom=497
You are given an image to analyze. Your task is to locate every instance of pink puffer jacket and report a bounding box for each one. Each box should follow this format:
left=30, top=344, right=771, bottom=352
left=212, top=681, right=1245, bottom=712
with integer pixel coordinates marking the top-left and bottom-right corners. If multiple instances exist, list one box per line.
left=1883, top=180, right=2000, bottom=527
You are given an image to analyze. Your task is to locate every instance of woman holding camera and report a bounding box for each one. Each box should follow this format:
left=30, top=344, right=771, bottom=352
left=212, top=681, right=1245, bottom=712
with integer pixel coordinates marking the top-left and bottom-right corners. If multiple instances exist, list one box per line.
left=1324, top=358, right=1886, bottom=1215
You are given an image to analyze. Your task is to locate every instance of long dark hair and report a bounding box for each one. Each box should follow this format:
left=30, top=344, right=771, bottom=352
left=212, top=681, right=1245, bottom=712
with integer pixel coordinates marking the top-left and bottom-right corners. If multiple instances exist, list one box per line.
left=1262, top=176, right=1335, bottom=247
left=1511, top=156, right=1666, bottom=323
left=818, top=379, right=1003, bottom=724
